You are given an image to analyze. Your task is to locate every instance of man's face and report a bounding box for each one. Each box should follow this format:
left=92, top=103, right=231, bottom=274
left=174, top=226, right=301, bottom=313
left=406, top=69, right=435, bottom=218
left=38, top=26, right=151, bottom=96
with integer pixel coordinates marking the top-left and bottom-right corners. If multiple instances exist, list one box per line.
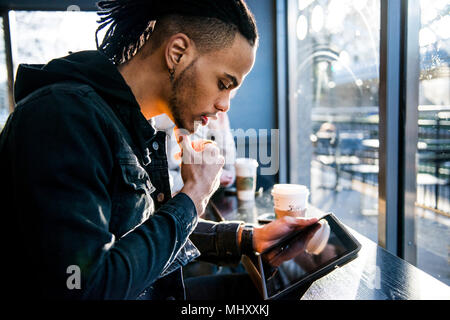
left=168, top=34, right=256, bottom=133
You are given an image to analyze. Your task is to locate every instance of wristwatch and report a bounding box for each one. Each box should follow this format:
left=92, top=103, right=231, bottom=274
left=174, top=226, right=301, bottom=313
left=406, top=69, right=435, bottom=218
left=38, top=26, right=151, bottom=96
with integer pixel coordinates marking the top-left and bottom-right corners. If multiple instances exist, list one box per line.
left=240, top=224, right=254, bottom=255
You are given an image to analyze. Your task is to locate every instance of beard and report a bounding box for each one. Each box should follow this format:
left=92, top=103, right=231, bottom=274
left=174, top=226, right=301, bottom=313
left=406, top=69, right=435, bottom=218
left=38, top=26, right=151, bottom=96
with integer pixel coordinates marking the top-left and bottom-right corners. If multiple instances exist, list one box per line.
left=168, top=58, right=199, bottom=133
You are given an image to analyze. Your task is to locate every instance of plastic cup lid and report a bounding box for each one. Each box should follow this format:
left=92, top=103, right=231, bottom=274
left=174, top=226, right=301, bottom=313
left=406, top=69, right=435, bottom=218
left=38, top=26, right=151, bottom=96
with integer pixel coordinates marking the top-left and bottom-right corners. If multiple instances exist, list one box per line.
left=271, top=184, right=309, bottom=196
left=235, top=158, right=259, bottom=168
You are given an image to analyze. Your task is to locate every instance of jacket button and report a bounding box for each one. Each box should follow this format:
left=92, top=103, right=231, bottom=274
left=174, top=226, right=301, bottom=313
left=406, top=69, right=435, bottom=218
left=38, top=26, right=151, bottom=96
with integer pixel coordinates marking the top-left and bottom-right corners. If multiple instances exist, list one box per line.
left=157, top=192, right=165, bottom=202
left=152, top=141, right=159, bottom=151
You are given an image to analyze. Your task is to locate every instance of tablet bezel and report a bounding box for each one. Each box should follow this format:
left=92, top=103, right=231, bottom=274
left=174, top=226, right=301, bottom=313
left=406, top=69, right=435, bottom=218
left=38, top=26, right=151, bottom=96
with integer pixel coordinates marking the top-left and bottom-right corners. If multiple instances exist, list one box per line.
left=257, top=213, right=362, bottom=300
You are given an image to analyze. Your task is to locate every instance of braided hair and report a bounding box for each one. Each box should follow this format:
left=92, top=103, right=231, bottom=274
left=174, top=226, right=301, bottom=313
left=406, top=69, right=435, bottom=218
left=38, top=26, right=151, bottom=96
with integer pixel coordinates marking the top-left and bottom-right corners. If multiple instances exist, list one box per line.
left=95, top=0, right=258, bottom=65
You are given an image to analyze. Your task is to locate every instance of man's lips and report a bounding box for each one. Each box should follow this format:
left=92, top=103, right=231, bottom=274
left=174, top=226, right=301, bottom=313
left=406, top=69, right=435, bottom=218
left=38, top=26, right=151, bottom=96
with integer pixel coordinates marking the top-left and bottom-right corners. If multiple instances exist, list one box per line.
left=200, top=114, right=218, bottom=125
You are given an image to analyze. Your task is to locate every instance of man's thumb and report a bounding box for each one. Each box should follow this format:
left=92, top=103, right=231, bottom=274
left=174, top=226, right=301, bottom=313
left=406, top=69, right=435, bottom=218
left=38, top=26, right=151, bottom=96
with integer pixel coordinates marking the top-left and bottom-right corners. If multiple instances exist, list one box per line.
left=179, top=134, right=195, bottom=157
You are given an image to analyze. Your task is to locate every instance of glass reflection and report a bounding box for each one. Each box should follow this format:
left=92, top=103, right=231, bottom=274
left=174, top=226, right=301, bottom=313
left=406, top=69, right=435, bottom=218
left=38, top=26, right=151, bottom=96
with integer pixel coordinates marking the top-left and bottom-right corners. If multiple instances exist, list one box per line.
left=416, top=0, right=450, bottom=285
left=289, top=0, right=380, bottom=242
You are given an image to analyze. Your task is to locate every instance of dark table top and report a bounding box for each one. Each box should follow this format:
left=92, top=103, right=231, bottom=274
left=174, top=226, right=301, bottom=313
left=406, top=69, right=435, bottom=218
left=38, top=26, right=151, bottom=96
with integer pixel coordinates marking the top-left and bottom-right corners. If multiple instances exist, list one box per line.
left=210, top=190, right=450, bottom=300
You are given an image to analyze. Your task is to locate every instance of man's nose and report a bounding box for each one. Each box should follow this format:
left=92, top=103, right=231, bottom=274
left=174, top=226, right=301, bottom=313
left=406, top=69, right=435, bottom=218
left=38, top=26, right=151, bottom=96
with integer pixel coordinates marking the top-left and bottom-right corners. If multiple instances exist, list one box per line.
left=215, top=93, right=230, bottom=113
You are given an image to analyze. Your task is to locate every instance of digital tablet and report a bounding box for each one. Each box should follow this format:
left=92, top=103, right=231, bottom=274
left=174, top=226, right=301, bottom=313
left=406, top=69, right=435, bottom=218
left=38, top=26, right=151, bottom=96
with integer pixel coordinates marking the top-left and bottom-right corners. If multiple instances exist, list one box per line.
left=242, top=213, right=362, bottom=300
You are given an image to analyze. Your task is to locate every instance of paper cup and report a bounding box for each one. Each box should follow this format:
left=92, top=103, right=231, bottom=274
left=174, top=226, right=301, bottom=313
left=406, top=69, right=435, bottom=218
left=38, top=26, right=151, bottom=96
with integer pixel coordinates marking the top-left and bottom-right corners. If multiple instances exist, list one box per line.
left=235, top=158, right=258, bottom=201
left=271, top=184, right=310, bottom=218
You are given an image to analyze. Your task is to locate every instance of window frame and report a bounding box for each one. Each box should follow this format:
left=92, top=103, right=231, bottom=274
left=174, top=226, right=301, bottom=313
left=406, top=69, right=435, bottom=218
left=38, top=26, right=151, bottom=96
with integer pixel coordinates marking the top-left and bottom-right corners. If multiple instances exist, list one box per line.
left=275, top=0, right=289, bottom=184
left=1, top=10, right=14, bottom=113
left=0, top=0, right=98, bottom=11
left=378, top=0, right=420, bottom=263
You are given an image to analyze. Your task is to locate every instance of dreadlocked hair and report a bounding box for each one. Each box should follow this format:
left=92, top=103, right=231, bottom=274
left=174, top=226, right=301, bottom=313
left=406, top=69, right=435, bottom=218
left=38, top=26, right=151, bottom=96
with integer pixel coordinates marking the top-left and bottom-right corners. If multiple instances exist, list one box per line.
left=95, top=0, right=258, bottom=65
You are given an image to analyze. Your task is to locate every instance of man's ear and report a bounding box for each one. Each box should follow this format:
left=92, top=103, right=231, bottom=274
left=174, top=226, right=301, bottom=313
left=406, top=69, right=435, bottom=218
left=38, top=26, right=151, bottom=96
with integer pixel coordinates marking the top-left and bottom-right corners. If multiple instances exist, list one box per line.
left=165, top=33, right=195, bottom=72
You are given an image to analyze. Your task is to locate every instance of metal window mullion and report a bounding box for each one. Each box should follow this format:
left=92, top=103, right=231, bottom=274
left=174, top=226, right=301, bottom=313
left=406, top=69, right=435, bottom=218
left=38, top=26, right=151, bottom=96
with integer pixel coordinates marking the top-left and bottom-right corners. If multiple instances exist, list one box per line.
left=378, top=0, right=402, bottom=255
left=400, top=0, right=419, bottom=265
left=276, top=0, right=288, bottom=183
left=379, top=0, right=419, bottom=263
left=286, top=0, right=298, bottom=184
left=2, top=9, right=14, bottom=113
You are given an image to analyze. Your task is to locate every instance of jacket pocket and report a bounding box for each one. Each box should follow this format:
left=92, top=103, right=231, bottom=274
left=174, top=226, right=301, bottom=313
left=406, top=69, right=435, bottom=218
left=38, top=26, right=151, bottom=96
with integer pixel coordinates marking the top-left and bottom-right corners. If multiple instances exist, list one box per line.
left=119, top=156, right=156, bottom=195
left=110, top=155, right=156, bottom=236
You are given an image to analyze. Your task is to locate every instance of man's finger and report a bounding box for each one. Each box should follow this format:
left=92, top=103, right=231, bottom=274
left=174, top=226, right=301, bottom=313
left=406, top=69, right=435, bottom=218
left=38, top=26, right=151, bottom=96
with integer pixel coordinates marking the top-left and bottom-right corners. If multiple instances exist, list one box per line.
left=283, top=216, right=318, bottom=227
left=174, top=151, right=182, bottom=161
left=202, top=145, right=224, bottom=165
left=179, top=134, right=195, bottom=155
left=202, top=141, right=219, bottom=155
left=191, top=139, right=216, bottom=152
left=304, top=222, right=322, bottom=244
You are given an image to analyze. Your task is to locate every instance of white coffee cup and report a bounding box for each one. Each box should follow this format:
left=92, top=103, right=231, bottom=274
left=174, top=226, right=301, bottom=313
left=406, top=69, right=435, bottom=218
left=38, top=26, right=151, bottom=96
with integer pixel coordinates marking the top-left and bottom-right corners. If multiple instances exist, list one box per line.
left=235, top=158, right=258, bottom=201
left=271, top=184, right=310, bottom=218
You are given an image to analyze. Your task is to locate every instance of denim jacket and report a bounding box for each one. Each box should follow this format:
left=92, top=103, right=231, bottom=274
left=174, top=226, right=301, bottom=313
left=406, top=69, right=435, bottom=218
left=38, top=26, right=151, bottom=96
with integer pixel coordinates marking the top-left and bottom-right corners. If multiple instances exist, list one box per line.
left=0, top=50, right=243, bottom=300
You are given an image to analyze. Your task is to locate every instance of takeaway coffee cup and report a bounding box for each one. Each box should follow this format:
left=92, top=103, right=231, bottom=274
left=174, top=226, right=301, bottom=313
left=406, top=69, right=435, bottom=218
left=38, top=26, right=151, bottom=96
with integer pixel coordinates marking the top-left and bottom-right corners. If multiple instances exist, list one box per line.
left=235, top=158, right=258, bottom=201
left=271, top=184, right=310, bottom=218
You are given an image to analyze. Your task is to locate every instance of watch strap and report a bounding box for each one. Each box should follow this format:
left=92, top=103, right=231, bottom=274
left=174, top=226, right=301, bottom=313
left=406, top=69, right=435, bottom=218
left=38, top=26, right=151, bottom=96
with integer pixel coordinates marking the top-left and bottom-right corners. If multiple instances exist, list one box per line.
left=240, top=225, right=254, bottom=255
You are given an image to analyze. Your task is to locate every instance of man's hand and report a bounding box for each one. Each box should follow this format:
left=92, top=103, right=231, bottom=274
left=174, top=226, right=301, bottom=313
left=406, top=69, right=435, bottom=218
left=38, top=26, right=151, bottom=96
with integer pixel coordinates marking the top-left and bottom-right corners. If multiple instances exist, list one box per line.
left=219, top=169, right=234, bottom=187
left=262, top=221, right=321, bottom=267
left=250, top=216, right=319, bottom=253
left=179, top=135, right=224, bottom=216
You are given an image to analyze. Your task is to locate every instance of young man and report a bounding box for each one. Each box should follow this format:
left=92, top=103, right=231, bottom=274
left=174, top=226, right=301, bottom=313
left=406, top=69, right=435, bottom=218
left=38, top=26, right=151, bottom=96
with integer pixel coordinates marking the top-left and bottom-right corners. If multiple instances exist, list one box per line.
left=0, top=0, right=317, bottom=299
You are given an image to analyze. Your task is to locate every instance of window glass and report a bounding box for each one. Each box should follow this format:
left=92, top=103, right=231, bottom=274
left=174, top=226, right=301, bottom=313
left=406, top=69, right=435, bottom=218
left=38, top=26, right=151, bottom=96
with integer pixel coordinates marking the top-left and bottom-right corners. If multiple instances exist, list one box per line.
left=288, top=0, right=380, bottom=242
left=416, top=0, right=450, bottom=285
left=10, top=10, right=100, bottom=74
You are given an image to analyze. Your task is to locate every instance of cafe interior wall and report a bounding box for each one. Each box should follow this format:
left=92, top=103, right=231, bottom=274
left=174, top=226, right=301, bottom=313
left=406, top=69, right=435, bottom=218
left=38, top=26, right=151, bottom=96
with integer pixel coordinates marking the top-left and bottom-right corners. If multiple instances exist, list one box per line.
left=227, top=0, right=278, bottom=191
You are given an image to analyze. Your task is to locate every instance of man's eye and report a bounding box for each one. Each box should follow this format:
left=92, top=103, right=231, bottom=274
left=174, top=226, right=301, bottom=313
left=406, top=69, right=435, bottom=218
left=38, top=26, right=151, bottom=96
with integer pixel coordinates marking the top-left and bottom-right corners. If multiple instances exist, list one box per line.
left=218, top=81, right=229, bottom=90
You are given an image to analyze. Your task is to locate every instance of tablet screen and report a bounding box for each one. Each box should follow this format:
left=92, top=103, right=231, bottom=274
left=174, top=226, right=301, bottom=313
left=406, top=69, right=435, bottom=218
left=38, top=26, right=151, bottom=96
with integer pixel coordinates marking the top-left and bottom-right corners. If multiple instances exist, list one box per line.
left=260, top=214, right=360, bottom=298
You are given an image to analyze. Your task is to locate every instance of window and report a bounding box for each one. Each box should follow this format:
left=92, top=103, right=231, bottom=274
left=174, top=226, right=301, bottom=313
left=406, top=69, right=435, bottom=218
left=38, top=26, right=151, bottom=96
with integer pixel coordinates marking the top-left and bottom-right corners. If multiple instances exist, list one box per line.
left=287, top=0, right=380, bottom=242
left=0, top=8, right=102, bottom=129
left=415, top=0, right=450, bottom=285
left=9, top=10, right=100, bottom=74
